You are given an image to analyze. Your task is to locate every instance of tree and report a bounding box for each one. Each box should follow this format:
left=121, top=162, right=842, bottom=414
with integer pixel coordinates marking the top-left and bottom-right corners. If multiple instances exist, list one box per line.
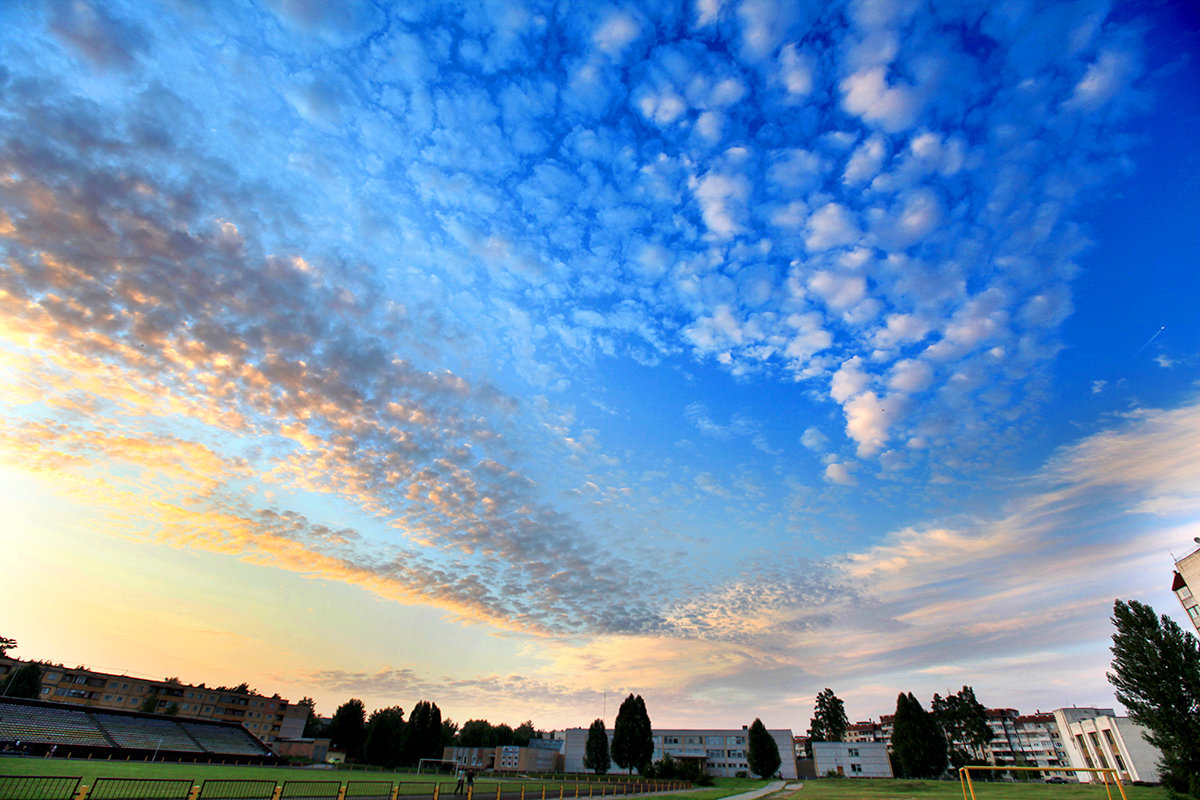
left=807, top=688, right=849, bottom=745
left=458, top=719, right=494, bottom=747
left=364, top=706, right=405, bottom=767
left=404, top=700, right=443, bottom=766
left=441, top=719, right=459, bottom=746
left=514, top=720, right=537, bottom=747
left=891, top=692, right=947, bottom=778
left=747, top=718, right=781, bottom=778
left=4, top=662, right=42, bottom=699
left=931, top=686, right=992, bottom=766
left=611, top=694, right=654, bottom=774
left=493, top=723, right=515, bottom=746
left=1108, top=598, right=1200, bottom=798
left=584, top=718, right=611, bottom=774
left=328, top=698, right=367, bottom=761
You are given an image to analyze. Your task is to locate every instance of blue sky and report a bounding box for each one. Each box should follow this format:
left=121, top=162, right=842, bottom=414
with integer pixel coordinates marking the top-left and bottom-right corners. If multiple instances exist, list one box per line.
left=1, top=0, right=1198, bottom=730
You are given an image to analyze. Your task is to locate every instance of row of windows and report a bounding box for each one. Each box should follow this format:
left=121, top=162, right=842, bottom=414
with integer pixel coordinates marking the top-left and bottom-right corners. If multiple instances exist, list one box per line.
left=655, top=735, right=745, bottom=746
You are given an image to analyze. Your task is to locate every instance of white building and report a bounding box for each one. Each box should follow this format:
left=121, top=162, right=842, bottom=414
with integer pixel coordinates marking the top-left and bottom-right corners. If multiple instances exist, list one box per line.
left=1173, top=540, right=1200, bottom=633
left=1054, top=709, right=1160, bottom=784
left=812, top=741, right=892, bottom=778
left=556, top=726, right=797, bottom=778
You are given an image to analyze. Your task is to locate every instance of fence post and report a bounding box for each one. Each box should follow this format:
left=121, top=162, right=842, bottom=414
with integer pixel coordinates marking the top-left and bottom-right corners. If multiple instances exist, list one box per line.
left=541, top=785, right=546, bottom=800
left=73, top=785, right=90, bottom=800
left=338, top=785, right=348, bottom=800
left=496, top=785, right=501, bottom=800
left=188, top=786, right=201, bottom=800
left=559, top=785, right=564, bottom=800
left=272, top=785, right=283, bottom=800
left=391, top=784, right=399, bottom=800
left=434, top=783, right=441, bottom=800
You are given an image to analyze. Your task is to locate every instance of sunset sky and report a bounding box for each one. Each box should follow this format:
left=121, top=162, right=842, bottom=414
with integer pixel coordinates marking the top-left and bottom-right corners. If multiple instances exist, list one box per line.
left=1, top=0, right=1198, bottom=732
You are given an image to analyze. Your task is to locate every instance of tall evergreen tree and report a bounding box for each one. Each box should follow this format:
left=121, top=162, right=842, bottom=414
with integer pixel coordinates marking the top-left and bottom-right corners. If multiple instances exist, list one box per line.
left=807, top=688, right=849, bottom=743
left=612, top=694, right=654, bottom=774
left=404, top=701, right=444, bottom=766
left=1108, top=598, right=1200, bottom=798
left=363, top=706, right=405, bottom=767
left=746, top=718, right=781, bottom=778
left=584, top=718, right=611, bottom=775
left=328, top=698, right=367, bottom=761
left=891, top=692, right=948, bottom=778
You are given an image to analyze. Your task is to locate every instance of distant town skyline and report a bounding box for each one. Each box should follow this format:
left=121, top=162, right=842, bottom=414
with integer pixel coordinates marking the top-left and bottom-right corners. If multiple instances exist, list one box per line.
left=1, top=0, right=1198, bottom=731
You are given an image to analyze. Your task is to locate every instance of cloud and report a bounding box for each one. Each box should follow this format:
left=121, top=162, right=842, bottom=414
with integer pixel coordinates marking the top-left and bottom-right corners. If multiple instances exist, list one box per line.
left=840, top=67, right=921, bottom=132
left=805, top=203, right=861, bottom=251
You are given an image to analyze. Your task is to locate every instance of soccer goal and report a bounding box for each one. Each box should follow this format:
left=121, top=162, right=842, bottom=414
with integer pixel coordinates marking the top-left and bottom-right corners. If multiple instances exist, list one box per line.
left=959, top=765, right=1127, bottom=800
left=418, top=758, right=461, bottom=774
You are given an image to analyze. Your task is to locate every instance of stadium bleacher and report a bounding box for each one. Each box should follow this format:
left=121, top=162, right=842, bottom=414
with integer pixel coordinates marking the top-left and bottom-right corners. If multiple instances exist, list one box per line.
left=0, top=698, right=278, bottom=763
left=93, top=713, right=203, bottom=752
left=0, top=702, right=110, bottom=747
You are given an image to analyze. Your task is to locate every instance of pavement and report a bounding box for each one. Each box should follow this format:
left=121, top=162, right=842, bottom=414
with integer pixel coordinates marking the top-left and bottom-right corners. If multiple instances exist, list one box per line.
left=714, top=780, right=795, bottom=800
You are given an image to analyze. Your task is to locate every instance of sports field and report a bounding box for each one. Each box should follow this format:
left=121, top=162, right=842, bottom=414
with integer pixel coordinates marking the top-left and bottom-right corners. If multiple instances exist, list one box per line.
left=0, top=762, right=1171, bottom=800
left=778, top=778, right=1168, bottom=800
left=0, top=758, right=682, bottom=798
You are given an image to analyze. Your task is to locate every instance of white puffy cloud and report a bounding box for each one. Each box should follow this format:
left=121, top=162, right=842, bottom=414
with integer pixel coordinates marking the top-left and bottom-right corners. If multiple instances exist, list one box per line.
left=840, top=66, right=921, bottom=132
left=695, top=172, right=751, bottom=238
left=805, top=202, right=861, bottom=251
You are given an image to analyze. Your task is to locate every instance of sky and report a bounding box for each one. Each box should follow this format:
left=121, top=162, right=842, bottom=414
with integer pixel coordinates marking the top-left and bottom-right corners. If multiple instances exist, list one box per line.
left=1, top=0, right=1198, bottom=733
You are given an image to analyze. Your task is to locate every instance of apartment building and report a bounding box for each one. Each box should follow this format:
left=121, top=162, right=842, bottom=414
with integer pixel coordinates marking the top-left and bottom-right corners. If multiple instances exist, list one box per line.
left=1172, top=540, right=1200, bottom=633
left=0, top=657, right=305, bottom=743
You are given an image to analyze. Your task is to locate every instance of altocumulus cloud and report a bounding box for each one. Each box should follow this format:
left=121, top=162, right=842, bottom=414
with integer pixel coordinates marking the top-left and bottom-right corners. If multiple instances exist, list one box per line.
left=0, top=0, right=1188, bottom=715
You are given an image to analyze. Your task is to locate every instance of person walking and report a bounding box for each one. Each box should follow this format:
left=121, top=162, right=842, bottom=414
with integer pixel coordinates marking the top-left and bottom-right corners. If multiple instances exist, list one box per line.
left=454, top=770, right=465, bottom=795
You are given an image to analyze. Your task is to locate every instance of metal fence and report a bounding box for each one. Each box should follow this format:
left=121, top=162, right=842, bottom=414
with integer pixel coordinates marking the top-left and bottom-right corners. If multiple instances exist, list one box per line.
left=198, top=779, right=278, bottom=800
left=0, top=776, right=82, bottom=800
left=344, top=781, right=393, bottom=800
left=87, top=778, right=194, bottom=800
left=278, top=781, right=341, bottom=799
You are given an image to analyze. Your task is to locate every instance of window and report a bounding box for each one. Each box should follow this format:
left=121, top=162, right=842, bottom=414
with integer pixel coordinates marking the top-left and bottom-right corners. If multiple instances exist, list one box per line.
left=850, top=764, right=863, bottom=774
left=1189, top=605, right=1200, bottom=619
left=104, top=694, right=112, bottom=701
left=848, top=748, right=859, bottom=757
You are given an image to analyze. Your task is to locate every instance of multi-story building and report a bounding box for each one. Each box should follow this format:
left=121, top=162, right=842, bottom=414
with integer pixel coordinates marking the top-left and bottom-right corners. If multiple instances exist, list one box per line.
left=556, top=726, right=797, bottom=778
left=1172, top=540, right=1200, bottom=633
left=0, top=657, right=305, bottom=743
left=1054, top=708, right=1160, bottom=784
left=845, top=720, right=886, bottom=744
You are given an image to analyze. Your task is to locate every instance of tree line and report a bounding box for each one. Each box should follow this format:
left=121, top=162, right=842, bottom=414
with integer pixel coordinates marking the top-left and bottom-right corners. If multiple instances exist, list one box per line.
left=307, top=697, right=543, bottom=768
left=803, top=683, right=991, bottom=778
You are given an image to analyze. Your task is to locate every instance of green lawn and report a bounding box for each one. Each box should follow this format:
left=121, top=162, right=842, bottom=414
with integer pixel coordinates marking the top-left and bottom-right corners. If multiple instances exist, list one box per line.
left=0, top=758, right=685, bottom=795
left=778, top=778, right=1167, bottom=800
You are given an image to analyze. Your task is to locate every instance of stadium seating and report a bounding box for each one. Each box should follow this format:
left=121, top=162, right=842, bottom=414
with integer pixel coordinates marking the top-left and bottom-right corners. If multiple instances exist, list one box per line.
left=0, top=702, right=110, bottom=746
left=93, top=713, right=203, bottom=752
left=180, top=722, right=272, bottom=756
left=0, top=699, right=274, bottom=762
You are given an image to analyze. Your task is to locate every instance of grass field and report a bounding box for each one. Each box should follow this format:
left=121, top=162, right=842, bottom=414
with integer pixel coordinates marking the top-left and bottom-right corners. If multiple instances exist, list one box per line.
left=0, top=761, right=1170, bottom=800
left=0, top=758, right=687, bottom=795
left=781, top=778, right=1167, bottom=800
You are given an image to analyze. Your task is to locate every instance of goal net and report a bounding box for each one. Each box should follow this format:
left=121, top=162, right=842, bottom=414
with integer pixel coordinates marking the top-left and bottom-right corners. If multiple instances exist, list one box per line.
left=418, top=758, right=461, bottom=774
left=959, top=766, right=1126, bottom=800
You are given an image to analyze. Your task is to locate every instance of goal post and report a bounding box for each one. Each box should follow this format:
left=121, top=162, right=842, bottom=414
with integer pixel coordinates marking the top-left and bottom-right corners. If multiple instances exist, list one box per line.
left=959, top=765, right=1127, bottom=800
left=418, top=757, right=461, bottom=775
